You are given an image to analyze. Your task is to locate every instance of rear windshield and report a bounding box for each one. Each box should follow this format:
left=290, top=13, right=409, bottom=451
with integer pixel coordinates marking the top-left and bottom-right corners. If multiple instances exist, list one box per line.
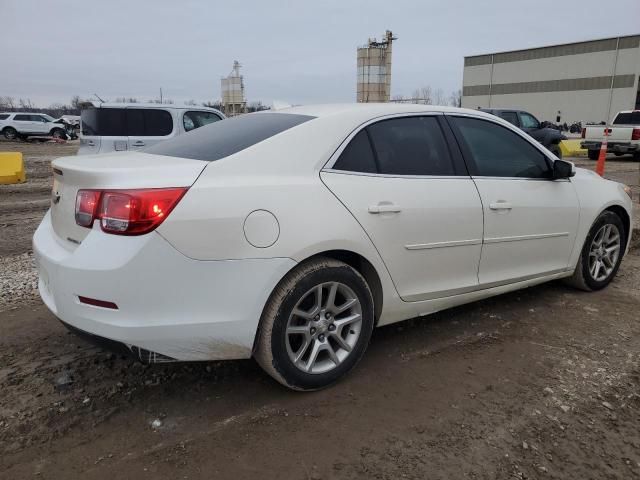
left=613, top=111, right=640, bottom=125
left=144, top=112, right=315, bottom=161
left=81, top=108, right=174, bottom=136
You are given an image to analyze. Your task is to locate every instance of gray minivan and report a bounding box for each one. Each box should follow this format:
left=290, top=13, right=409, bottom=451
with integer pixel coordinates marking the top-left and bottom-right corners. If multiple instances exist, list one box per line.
left=79, top=102, right=225, bottom=155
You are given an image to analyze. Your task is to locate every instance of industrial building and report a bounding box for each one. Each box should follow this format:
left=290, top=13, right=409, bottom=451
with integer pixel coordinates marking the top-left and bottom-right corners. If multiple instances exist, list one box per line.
left=221, top=61, right=247, bottom=117
left=357, top=30, right=396, bottom=103
left=462, top=34, right=640, bottom=124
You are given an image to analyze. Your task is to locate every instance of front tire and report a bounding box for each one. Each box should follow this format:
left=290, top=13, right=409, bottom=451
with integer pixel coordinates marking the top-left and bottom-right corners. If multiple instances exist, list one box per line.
left=255, top=257, right=374, bottom=391
left=587, top=149, right=600, bottom=160
left=564, top=211, right=626, bottom=291
left=51, top=128, right=66, bottom=139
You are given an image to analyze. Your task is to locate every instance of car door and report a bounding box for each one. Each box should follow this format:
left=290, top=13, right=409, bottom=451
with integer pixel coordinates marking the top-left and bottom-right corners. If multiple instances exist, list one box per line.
left=12, top=114, right=33, bottom=134
left=321, top=114, right=484, bottom=302
left=448, top=115, right=579, bottom=286
left=127, top=108, right=175, bottom=151
left=31, top=115, right=51, bottom=134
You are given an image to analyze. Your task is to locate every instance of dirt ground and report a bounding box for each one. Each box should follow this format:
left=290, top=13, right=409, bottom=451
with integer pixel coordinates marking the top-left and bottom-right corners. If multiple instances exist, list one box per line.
left=1, top=141, right=640, bottom=479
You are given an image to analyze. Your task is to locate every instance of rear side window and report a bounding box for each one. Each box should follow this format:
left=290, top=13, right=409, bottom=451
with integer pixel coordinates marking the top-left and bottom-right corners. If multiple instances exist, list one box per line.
left=451, top=116, right=551, bottom=178
left=183, top=111, right=221, bottom=132
left=81, top=108, right=126, bottom=136
left=0, top=114, right=9, bottom=120
left=613, top=111, right=640, bottom=125
left=367, top=117, right=455, bottom=176
left=145, top=112, right=315, bottom=161
left=81, top=108, right=173, bottom=136
left=333, top=130, right=377, bottom=173
left=14, top=114, right=30, bottom=121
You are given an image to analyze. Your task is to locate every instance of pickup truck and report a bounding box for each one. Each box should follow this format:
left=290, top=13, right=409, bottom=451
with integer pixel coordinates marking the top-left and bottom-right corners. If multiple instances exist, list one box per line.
left=481, top=108, right=567, bottom=158
left=581, top=110, right=640, bottom=160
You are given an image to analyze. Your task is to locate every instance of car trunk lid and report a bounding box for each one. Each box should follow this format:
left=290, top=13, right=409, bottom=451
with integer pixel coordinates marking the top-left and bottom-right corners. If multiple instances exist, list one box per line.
left=50, top=152, right=207, bottom=247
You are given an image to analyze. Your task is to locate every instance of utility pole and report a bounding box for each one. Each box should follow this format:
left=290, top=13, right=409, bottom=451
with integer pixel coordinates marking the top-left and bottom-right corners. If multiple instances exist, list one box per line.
left=160, top=87, right=163, bottom=104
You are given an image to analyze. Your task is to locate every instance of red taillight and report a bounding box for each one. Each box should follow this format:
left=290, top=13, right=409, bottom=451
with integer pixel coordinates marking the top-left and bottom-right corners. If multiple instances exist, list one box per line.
left=581, top=128, right=586, bottom=138
left=75, top=190, right=101, bottom=227
left=75, top=187, right=187, bottom=235
left=632, top=128, right=640, bottom=141
left=78, top=296, right=118, bottom=309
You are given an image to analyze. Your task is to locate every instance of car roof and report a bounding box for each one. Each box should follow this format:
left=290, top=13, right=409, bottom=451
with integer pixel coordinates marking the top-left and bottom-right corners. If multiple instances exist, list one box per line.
left=273, top=103, right=498, bottom=123
left=81, top=101, right=222, bottom=112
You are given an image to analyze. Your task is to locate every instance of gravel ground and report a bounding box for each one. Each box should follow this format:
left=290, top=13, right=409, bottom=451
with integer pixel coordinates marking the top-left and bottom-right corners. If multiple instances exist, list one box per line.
left=0, top=141, right=639, bottom=479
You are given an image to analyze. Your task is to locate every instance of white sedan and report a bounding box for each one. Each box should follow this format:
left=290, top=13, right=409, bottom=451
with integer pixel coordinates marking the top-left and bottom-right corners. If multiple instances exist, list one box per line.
left=34, top=104, right=633, bottom=390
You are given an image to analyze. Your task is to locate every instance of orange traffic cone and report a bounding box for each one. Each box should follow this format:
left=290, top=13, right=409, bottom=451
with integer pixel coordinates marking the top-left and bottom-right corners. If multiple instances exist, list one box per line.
left=595, top=127, right=609, bottom=176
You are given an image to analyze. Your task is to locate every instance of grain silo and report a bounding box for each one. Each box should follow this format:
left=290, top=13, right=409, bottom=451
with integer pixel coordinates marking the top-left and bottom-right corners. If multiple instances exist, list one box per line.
left=221, top=61, right=247, bottom=116
left=357, top=30, right=396, bottom=103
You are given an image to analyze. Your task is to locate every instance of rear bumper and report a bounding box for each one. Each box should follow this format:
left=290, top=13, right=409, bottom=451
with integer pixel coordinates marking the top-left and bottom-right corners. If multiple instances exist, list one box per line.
left=34, top=211, right=296, bottom=361
left=581, top=141, right=639, bottom=153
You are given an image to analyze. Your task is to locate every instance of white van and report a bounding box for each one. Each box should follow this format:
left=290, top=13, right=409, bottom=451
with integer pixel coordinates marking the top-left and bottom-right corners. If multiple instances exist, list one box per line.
left=78, top=102, right=225, bottom=155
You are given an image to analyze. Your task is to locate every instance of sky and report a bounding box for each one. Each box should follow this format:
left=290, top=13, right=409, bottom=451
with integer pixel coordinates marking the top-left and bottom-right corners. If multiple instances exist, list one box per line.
left=1, top=0, right=639, bottom=107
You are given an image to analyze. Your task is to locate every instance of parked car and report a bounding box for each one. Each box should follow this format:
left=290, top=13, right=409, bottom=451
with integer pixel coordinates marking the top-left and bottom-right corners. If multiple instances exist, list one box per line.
left=78, top=102, right=225, bottom=155
left=481, top=108, right=567, bottom=158
left=581, top=110, right=640, bottom=160
left=0, top=112, right=69, bottom=140
left=34, top=104, right=633, bottom=390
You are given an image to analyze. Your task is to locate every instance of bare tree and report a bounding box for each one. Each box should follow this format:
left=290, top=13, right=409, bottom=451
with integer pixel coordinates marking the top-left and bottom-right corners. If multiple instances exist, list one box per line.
left=0, top=96, right=16, bottom=110
left=432, top=88, right=447, bottom=106
left=184, top=99, right=197, bottom=106
left=449, top=89, right=462, bottom=108
left=18, top=98, right=35, bottom=110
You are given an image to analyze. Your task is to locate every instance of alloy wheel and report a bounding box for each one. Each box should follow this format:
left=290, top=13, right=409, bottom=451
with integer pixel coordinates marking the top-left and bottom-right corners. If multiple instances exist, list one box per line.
left=285, top=281, right=362, bottom=374
left=588, top=224, right=621, bottom=282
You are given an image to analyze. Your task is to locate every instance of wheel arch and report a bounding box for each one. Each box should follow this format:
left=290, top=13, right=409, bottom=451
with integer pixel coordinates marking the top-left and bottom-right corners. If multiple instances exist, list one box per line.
left=251, top=249, right=385, bottom=355
left=604, top=204, right=631, bottom=247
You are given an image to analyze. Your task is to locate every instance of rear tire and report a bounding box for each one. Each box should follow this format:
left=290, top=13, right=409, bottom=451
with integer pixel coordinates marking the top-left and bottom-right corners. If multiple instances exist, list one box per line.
left=3, top=127, right=17, bottom=140
left=563, top=211, right=626, bottom=291
left=587, top=149, right=599, bottom=160
left=255, top=257, right=374, bottom=391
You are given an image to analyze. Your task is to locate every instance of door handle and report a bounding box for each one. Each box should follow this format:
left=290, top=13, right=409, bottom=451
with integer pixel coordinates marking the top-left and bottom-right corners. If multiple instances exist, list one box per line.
left=368, top=203, right=402, bottom=214
left=489, top=201, right=512, bottom=210
left=132, top=141, right=145, bottom=147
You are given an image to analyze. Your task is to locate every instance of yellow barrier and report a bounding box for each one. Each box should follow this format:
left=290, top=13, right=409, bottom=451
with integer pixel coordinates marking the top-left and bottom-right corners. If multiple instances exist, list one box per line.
left=559, top=139, right=586, bottom=158
left=0, top=152, right=26, bottom=184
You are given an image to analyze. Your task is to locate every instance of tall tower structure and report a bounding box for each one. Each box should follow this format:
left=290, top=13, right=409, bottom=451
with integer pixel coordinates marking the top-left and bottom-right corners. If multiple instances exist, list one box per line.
left=357, top=30, right=396, bottom=103
left=221, top=60, right=247, bottom=116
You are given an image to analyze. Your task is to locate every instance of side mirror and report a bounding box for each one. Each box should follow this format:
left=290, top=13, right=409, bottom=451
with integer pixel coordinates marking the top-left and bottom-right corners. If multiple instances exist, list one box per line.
left=553, top=159, right=575, bottom=179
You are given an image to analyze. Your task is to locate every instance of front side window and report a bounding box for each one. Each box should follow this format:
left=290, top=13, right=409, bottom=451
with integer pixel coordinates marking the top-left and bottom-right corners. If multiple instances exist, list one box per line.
left=183, top=111, right=221, bottom=132
left=499, top=111, right=519, bottom=127
left=451, top=116, right=551, bottom=179
left=519, top=112, right=539, bottom=129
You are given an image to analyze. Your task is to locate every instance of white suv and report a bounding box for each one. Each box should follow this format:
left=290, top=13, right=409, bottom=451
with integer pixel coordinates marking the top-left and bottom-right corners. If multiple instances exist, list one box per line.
left=79, top=102, right=225, bottom=155
left=0, top=112, right=69, bottom=140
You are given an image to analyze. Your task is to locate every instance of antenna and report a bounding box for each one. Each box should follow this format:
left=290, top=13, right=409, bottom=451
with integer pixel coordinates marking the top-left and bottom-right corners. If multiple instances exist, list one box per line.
left=93, top=93, right=105, bottom=103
